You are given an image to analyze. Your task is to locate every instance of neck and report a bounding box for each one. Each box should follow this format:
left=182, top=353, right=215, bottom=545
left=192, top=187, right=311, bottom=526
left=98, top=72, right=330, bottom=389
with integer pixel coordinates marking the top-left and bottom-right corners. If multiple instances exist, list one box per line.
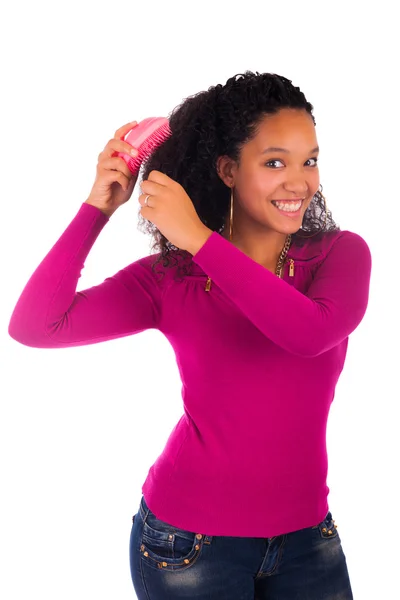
left=221, top=225, right=290, bottom=268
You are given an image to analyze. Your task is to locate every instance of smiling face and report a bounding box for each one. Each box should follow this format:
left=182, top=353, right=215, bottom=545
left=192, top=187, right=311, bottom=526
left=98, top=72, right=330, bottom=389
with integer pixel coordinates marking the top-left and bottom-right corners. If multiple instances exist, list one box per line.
left=218, top=108, right=320, bottom=240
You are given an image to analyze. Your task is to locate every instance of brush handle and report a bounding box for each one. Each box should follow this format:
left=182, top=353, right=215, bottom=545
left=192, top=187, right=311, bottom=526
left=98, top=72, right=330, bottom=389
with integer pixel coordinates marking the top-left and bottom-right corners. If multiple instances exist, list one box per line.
left=117, top=117, right=170, bottom=175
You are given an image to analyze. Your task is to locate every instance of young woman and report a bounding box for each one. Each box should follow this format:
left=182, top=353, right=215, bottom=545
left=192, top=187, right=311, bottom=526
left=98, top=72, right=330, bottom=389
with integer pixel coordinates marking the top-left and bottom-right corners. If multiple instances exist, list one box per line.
left=9, top=71, right=371, bottom=599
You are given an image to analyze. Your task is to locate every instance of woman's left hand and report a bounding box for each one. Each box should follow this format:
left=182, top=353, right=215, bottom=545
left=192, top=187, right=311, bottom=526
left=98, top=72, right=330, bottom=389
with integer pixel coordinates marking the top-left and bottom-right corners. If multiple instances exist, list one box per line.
left=139, top=170, right=212, bottom=254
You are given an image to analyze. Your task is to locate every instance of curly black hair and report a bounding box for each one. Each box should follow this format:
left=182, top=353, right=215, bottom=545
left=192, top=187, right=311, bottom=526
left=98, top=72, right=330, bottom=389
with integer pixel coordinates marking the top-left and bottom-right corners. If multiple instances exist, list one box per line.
left=137, top=71, right=340, bottom=281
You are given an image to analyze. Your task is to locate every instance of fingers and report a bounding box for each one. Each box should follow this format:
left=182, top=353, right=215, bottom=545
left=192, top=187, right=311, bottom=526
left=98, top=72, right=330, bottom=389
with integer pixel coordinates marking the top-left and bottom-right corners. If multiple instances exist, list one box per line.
left=140, top=178, right=166, bottom=196
left=99, top=137, right=139, bottom=161
left=97, top=120, right=139, bottom=160
left=99, top=167, right=131, bottom=192
left=138, top=178, right=168, bottom=208
left=114, top=120, right=138, bottom=140
left=99, top=156, right=133, bottom=180
left=147, top=170, right=175, bottom=186
left=138, top=192, right=152, bottom=207
left=138, top=172, right=181, bottom=208
left=139, top=172, right=178, bottom=207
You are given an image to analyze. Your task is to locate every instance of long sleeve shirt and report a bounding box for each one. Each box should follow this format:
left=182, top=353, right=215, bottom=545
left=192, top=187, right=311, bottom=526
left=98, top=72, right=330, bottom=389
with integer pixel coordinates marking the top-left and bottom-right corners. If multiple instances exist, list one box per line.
left=8, top=202, right=372, bottom=537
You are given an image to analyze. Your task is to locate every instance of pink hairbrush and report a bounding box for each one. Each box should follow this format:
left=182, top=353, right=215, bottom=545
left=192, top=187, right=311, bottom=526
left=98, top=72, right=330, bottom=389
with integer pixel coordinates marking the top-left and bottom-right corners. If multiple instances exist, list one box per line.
left=117, top=117, right=172, bottom=176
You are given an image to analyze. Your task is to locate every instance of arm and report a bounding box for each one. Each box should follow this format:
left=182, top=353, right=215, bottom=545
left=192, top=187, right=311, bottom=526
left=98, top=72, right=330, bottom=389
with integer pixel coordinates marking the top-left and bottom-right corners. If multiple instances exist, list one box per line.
left=8, top=203, right=162, bottom=348
left=191, top=230, right=372, bottom=357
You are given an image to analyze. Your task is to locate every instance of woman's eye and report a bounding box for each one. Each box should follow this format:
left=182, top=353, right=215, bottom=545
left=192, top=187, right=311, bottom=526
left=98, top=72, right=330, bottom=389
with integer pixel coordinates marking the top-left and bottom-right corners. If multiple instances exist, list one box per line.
left=265, top=158, right=319, bottom=168
left=265, top=159, right=284, bottom=168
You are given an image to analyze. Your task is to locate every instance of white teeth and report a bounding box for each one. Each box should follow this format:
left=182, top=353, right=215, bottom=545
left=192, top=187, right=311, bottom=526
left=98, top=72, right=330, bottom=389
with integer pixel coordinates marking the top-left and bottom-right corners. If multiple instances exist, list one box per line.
left=272, top=201, right=302, bottom=212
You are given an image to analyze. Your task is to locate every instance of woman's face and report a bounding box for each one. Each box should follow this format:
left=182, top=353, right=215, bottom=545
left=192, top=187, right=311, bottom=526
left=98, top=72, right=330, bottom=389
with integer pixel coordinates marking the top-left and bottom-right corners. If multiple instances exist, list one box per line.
left=220, top=108, right=320, bottom=236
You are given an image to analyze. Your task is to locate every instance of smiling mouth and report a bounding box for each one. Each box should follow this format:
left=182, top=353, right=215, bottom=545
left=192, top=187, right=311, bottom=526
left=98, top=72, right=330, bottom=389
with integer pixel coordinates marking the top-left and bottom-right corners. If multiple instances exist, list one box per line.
left=271, top=199, right=304, bottom=213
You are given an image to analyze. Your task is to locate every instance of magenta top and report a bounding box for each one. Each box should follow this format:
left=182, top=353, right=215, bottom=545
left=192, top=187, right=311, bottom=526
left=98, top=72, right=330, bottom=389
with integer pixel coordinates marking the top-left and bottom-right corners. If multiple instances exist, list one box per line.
left=8, top=202, right=372, bottom=537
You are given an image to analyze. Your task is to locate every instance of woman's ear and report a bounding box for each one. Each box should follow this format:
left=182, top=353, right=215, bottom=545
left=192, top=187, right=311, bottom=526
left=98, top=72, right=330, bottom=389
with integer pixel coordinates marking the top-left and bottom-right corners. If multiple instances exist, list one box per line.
left=216, top=155, right=236, bottom=187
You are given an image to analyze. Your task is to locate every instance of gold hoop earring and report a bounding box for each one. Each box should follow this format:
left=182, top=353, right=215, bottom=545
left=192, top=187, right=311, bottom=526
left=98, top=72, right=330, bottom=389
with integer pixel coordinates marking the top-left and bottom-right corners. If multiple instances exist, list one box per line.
left=230, top=187, right=234, bottom=241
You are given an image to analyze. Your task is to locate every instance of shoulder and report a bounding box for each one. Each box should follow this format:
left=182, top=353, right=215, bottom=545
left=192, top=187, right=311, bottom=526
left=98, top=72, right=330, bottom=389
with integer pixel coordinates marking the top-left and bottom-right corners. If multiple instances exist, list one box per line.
left=290, top=228, right=372, bottom=265
left=322, top=229, right=372, bottom=267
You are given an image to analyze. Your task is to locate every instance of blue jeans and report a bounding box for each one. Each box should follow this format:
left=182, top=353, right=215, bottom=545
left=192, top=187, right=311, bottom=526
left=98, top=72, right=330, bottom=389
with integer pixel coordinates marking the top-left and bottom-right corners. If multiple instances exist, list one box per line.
left=129, top=495, right=353, bottom=599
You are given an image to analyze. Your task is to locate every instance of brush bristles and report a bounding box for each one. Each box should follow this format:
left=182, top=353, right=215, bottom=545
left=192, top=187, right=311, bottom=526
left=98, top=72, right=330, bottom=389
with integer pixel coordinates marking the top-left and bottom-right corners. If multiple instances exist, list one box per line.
left=126, top=122, right=172, bottom=176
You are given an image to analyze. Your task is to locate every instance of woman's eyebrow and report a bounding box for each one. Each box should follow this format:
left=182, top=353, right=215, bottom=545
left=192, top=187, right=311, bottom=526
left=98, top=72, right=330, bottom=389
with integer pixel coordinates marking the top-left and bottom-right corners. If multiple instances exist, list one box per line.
left=261, top=146, right=320, bottom=154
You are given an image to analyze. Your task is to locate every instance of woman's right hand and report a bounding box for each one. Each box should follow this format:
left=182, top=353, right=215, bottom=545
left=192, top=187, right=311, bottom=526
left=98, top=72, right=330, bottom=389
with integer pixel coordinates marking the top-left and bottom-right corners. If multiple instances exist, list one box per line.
left=85, top=121, right=140, bottom=217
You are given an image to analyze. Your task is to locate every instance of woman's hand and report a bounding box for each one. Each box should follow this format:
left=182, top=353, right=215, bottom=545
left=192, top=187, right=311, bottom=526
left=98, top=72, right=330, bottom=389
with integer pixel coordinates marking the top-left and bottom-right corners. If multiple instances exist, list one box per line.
left=85, top=121, right=140, bottom=217
left=139, top=170, right=212, bottom=254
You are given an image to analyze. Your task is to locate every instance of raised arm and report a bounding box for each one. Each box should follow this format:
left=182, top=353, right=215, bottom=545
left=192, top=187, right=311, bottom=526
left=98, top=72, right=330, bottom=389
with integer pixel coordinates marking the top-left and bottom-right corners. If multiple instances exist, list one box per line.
left=8, top=203, right=162, bottom=348
left=191, top=230, right=372, bottom=357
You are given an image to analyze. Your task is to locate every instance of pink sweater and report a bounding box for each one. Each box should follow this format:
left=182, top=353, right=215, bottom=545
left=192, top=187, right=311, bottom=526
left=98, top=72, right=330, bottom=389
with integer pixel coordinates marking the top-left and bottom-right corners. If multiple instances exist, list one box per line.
left=8, top=202, right=372, bottom=538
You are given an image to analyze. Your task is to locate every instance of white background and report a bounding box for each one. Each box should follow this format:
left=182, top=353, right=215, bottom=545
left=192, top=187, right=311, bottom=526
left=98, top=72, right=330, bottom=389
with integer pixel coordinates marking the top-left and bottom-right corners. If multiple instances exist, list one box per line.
left=1, top=1, right=399, bottom=598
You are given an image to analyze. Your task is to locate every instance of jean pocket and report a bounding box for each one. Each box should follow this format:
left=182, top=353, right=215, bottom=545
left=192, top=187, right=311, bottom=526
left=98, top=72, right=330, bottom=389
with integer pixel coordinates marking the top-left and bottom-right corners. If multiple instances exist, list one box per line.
left=312, top=511, right=339, bottom=540
left=140, top=509, right=206, bottom=572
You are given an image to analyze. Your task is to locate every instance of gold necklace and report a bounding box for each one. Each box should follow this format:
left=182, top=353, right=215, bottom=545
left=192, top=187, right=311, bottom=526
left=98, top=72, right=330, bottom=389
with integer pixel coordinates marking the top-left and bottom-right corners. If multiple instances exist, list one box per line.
left=204, top=189, right=296, bottom=291
left=205, top=233, right=293, bottom=292
left=203, top=184, right=330, bottom=291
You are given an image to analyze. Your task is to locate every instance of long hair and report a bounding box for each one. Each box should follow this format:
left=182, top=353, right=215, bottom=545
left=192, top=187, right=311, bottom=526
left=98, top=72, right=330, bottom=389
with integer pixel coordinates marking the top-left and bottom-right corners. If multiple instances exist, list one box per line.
left=137, top=71, right=340, bottom=281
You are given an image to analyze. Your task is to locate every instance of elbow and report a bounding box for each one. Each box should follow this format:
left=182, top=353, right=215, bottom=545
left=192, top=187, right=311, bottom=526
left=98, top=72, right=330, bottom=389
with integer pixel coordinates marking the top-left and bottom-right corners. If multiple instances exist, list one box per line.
left=9, top=326, right=37, bottom=348
left=288, top=337, right=345, bottom=358
left=8, top=321, right=24, bottom=344
left=8, top=321, right=48, bottom=348
left=285, top=334, right=333, bottom=358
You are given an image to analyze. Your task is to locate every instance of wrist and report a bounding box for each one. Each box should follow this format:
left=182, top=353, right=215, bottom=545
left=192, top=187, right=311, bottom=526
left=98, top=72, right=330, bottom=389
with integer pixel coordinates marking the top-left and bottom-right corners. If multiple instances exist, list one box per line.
left=84, top=199, right=115, bottom=218
left=186, top=227, right=213, bottom=256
